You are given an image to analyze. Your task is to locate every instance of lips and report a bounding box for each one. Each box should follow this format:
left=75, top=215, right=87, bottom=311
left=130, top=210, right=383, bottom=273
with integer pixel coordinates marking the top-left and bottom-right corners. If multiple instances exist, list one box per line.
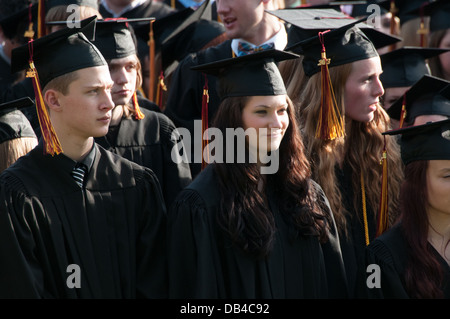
left=222, top=16, right=236, bottom=29
left=112, top=89, right=131, bottom=96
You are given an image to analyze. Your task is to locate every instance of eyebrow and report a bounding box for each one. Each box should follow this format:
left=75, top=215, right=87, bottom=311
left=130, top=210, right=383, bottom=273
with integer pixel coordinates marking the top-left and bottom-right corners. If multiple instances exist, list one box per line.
left=253, top=103, right=289, bottom=108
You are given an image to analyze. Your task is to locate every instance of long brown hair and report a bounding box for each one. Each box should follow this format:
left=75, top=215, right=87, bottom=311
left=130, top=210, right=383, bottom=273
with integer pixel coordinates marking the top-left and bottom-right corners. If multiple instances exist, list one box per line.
left=297, top=62, right=404, bottom=236
left=212, top=95, right=332, bottom=258
left=401, top=160, right=444, bottom=298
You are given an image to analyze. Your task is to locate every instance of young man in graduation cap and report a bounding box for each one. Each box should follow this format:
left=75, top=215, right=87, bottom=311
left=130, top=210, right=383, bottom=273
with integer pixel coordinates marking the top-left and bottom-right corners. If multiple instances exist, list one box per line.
left=0, top=16, right=168, bottom=298
left=91, top=17, right=192, bottom=211
left=0, top=97, right=37, bottom=172
left=387, top=74, right=450, bottom=129
left=164, top=0, right=288, bottom=177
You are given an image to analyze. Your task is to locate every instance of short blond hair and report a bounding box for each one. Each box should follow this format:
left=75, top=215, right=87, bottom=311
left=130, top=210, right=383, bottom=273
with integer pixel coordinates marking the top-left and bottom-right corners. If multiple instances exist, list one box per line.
left=0, top=137, right=38, bottom=172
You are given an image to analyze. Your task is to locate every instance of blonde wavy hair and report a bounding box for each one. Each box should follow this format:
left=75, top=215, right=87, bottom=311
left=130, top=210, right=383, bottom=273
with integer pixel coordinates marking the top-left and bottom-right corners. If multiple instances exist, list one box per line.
left=296, top=62, right=404, bottom=236
left=0, top=137, right=38, bottom=173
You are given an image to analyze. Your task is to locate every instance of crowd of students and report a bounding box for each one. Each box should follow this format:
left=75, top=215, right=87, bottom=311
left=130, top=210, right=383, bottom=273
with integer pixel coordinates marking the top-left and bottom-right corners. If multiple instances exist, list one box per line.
left=0, top=0, right=449, bottom=299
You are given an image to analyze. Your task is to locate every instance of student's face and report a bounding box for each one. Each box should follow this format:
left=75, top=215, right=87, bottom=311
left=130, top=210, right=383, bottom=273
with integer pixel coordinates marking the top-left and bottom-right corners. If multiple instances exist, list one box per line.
left=344, top=57, right=385, bottom=123
left=438, top=29, right=450, bottom=80
left=382, top=86, right=409, bottom=111
left=216, top=0, right=265, bottom=40
left=426, top=159, right=450, bottom=217
left=57, top=66, right=114, bottom=139
left=108, top=55, right=139, bottom=106
left=242, top=94, right=289, bottom=154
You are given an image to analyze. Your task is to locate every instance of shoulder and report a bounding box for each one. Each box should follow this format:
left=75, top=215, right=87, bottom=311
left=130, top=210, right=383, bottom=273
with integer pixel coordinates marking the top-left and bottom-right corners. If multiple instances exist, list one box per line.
left=175, top=165, right=220, bottom=206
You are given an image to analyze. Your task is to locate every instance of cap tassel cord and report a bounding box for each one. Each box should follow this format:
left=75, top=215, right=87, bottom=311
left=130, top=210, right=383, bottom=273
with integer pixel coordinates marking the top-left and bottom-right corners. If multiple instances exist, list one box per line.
left=389, top=0, right=398, bottom=51
left=398, top=94, right=407, bottom=128
left=417, top=3, right=429, bottom=48
left=132, top=92, right=145, bottom=120
left=376, top=137, right=389, bottom=237
left=315, top=31, right=344, bottom=141
left=155, top=70, right=167, bottom=110
left=26, top=44, right=62, bottom=155
left=148, top=20, right=155, bottom=102
left=201, top=74, right=209, bottom=170
left=37, top=0, right=46, bottom=38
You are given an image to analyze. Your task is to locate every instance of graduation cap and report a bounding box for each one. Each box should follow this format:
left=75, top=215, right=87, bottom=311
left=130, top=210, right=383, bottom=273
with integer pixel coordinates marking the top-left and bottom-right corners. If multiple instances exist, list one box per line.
left=0, top=3, right=38, bottom=41
left=380, top=46, right=450, bottom=88
left=191, top=49, right=299, bottom=170
left=387, top=75, right=450, bottom=128
left=91, top=17, right=155, bottom=120
left=383, top=118, right=450, bottom=165
left=0, top=97, right=37, bottom=144
left=392, top=0, right=430, bottom=25
left=405, top=0, right=450, bottom=33
left=10, top=16, right=106, bottom=155
left=268, top=8, right=402, bottom=51
left=191, top=49, right=299, bottom=100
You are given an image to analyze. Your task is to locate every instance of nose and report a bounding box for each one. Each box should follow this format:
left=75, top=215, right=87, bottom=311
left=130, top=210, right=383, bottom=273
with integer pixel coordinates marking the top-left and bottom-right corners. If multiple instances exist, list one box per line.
left=268, top=112, right=285, bottom=130
left=101, top=90, right=115, bottom=111
left=113, top=67, right=129, bottom=85
left=374, top=76, right=385, bottom=98
left=216, top=0, right=229, bottom=15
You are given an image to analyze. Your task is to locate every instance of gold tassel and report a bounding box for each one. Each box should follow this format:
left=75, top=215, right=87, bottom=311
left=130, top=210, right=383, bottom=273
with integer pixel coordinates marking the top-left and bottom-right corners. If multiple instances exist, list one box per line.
left=417, top=3, right=429, bottom=48
left=315, top=31, right=344, bottom=140
left=37, top=0, right=46, bottom=38
left=171, top=0, right=176, bottom=8
left=148, top=20, right=155, bottom=102
left=201, top=74, right=209, bottom=170
left=155, top=71, right=167, bottom=110
left=398, top=95, right=407, bottom=128
left=388, top=0, right=398, bottom=51
left=132, top=92, right=145, bottom=120
left=376, top=138, right=389, bottom=237
left=361, top=172, right=370, bottom=246
left=26, top=61, right=62, bottom=155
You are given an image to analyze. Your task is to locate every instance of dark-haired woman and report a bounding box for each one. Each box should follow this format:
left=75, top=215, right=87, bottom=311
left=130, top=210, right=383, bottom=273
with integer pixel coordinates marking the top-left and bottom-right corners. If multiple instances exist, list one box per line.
left=364, top=120, right=450, bottom=299
left=167, top=51, right=348, bottom=299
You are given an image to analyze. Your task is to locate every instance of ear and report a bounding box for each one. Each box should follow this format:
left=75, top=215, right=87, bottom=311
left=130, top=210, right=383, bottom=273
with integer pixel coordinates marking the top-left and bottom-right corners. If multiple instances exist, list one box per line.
left=44, top=89, right=62, bottom=112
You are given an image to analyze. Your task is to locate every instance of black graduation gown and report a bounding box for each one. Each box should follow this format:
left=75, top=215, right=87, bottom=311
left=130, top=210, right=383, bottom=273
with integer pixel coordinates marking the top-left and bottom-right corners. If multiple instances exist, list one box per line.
left=167, top=164, right=348, bottom=298
left=99, top=0, right=175, bottom=20
left=0, top=142, right=167, bottom=298
left=95, top=107, right=192, bottom=210
left=163, top=39, right=233, bottom=177
left=364, top=223, right=450, bottom=298
left=336, top=164, right=377, bottom=298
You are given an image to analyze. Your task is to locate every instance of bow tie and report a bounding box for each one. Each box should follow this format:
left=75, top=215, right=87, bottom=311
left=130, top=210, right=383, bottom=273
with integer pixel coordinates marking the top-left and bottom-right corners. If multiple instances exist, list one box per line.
left=237, top=42, right=275, bottom=57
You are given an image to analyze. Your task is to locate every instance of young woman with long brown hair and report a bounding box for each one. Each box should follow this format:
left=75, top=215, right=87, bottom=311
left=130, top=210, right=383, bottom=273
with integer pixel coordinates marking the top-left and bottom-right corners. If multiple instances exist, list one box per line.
left=366, top=119, right=450, bottom=299
left=284, top=23, right=404, bottom=297
left=167, top=50, right=348, bottom=298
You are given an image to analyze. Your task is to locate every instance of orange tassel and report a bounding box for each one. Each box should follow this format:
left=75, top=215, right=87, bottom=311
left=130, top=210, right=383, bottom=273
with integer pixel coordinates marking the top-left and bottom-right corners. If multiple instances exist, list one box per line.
left=155, top=71, right=167, bottom=110
left=201, top=74, right=209, bottom=170
left=132, top=92, right=145, bottom=120
left=377, top=138, right=388, bottom=237
left=398, top=94, right=407, bottom=129
left=27, top=61, right=62, bottom=156
left=148, top=20, right=155, bottom=102
left=315, top=31, right=344, bottom=140
left=171, top=0, right=176, bottom=8
left=37, top=0, right=46, bottom=38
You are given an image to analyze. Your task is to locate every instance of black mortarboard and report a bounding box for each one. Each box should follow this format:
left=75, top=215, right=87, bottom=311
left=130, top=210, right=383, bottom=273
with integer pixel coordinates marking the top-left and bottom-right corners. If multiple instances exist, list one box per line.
left=191, top=49, right=299, bottom=100
left=0, top=97, right=37, bottom=144
left=405, top=0, right=450, bottom=33
left=387, top=75, right=450, bottom=125
left=92, top=18, right=155, bottom=60
left=383, top=118, right=450, bottom=165
left=10, top=16, right=106, bottom=155
left=287, top=19, right=379, bottom=77
left=0, top=3, right=38, bottom=40
left=45, top=0, right=99, bottom=11
left=380, top=46, right=450, bottom=88
left=11, top=16, right=105, bottom=88
left=269, top=8, right=401, bottom=54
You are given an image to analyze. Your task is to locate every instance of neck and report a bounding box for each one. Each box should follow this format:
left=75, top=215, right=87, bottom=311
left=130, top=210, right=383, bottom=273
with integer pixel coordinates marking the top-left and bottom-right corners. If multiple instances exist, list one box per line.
left=60, top=136, right=94, bottom=162
left=427, top=208, right=450, bottom=264
left=244, top=14, right=282, bottom=46
left=110, top=105, right=124, bottom=126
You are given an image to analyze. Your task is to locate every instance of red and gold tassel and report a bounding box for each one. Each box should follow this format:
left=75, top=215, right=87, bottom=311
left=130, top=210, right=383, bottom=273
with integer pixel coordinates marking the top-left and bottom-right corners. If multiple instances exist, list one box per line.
left=398, top=94, right=407, bottom=128
left=148, top=20, right=155, bottom=102
left=315, top=31, right=344, bottom=141
left=132, top=92, right=145, bottom=120
left=37, top=0, right=46, bottom=38
left=26, top=59, right=62, bottom=155
left=201, top=74, right=209, bottom=170
left=376, top=137, right=389, bottom=237
left=24, top=3, right=35, bottom=40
